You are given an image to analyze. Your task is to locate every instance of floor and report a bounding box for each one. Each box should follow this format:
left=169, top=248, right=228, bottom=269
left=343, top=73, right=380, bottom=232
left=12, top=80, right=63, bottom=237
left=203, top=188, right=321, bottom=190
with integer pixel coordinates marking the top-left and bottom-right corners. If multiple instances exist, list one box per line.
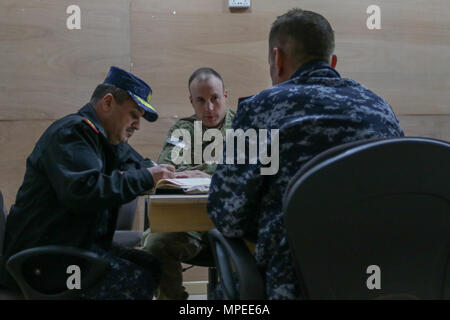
left=183, top=263, right=208, bottom=299
left=188, top=294, right=207, bottom=300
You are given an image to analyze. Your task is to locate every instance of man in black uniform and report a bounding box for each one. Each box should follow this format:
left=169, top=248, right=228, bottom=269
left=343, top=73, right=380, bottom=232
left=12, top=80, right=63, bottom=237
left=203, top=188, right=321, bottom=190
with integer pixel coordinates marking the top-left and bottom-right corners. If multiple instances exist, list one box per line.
left=0, top=66, right=174, bottom=299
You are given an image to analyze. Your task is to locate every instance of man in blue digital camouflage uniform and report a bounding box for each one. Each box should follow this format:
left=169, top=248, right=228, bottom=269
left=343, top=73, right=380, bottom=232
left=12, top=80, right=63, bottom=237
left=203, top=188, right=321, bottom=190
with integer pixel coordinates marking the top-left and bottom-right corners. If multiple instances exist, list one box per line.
left=0, top=66, right=175, bottom=299
left=208, top=8, right=404, bottom=299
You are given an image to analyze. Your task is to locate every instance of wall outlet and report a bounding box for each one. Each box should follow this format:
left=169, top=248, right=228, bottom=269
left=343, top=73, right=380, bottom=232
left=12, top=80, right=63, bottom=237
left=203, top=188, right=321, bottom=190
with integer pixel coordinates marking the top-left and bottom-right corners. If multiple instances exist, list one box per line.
left=229, top=0, right=251, bottom=9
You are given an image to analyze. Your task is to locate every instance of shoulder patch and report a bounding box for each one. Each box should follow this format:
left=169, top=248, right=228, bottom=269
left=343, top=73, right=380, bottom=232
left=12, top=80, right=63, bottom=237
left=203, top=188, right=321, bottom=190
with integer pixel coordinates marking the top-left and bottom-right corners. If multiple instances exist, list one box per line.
left=166, top=137, right=186, bottom=148
left=82, top=118, right=99, bottom=134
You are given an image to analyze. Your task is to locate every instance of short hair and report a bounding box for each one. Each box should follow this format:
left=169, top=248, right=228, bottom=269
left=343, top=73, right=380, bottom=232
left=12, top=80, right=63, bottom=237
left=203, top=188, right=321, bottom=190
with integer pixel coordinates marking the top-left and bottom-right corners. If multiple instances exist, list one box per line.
left=188, top=67, right=225, bottom=92
left=269, top=8, right=335, bottom=63
left=90, top=83, right=131, bottom=105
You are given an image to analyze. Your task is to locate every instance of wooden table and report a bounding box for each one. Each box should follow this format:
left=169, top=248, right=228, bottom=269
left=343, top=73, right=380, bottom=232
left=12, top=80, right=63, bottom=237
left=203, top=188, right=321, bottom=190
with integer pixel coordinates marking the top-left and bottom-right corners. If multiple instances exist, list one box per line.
left=146, top=194, right=214, bottom=233
left=141, top=193, right=256, bottom=253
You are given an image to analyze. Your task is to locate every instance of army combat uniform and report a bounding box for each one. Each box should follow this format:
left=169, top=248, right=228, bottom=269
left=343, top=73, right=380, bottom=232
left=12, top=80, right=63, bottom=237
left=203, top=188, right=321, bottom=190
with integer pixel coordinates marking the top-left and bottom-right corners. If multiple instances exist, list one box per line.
left=0, top=103, right=161, bottom=299
left=158, top=110, right=235, bottom=174
left=208, top=61, right=404, bottom=299
left=140, top=109, right=235, bottom=299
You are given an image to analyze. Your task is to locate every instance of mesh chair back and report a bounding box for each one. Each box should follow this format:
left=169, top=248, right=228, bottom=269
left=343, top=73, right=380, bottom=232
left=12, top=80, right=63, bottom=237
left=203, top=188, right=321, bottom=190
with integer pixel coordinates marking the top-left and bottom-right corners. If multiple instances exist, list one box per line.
left=283, top=137, right=450, bottom=299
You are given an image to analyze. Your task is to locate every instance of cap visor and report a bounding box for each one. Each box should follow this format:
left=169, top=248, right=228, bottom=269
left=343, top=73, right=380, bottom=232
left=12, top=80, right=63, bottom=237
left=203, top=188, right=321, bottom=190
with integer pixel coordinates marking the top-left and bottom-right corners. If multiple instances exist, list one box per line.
left=129, top=92, right=158, bottom=122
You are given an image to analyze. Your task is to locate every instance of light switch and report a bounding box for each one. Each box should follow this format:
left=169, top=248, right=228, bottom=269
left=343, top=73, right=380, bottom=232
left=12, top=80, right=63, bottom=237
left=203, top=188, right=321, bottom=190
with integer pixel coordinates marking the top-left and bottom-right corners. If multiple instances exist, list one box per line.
left=229, top=0, right=251, bottom=9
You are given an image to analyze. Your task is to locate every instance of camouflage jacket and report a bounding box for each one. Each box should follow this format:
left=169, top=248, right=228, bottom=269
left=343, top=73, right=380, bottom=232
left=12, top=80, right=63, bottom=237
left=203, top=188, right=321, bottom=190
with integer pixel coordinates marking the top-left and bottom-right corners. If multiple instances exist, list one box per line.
left=207, top=61, right=404, bottom=299
left=158, top=109, right=235, bottom=175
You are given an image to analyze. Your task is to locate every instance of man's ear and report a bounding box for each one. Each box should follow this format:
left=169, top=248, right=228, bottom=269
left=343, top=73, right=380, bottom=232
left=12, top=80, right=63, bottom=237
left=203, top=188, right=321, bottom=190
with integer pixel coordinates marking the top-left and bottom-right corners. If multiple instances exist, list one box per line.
left=102, top=93, right=114, bottom=112
left=223, top=89, right=228, bottom=99
left=331, top=54, right=337, bottom=68
left=273, top=47, right=284, bottom=78
left=189, top=94, right=193, bottom=105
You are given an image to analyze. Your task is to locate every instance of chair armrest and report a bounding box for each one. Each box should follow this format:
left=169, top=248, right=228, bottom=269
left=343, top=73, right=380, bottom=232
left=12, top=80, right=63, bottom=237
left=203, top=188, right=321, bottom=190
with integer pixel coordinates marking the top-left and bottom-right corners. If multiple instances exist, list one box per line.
left=208, top=229, right=265, bottom=299
left=6, top=245, right=110, bottom=300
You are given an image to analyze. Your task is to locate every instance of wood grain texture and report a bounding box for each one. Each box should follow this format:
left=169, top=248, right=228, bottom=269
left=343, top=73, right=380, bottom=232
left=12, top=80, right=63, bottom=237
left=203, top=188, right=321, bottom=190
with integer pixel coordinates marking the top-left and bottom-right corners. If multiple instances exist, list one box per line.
left=0, top=0, right=131, bottom=120
left=0, top=120, right=52, bottom=208
left=148, top=194, right=213, bottom=233
left=399, top=115, right=450, bottom=141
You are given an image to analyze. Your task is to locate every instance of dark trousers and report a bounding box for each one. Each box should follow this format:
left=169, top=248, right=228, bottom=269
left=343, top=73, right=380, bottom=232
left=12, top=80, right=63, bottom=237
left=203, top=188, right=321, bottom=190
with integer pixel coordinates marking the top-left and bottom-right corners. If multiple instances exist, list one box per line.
left=78, top=243, right=162, bottom=300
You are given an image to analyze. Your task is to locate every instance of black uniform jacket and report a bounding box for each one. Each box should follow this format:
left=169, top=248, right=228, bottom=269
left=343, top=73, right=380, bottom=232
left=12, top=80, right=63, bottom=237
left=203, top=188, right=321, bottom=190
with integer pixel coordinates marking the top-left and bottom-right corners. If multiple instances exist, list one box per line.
left=0, top=103, right=154, bottom=289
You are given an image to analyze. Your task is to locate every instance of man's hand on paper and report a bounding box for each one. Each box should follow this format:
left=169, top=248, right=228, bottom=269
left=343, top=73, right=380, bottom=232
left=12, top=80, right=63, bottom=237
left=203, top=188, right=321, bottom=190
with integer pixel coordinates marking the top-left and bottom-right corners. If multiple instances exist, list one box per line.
left=174, top=170, right=211, bottom=179
left=147, top=164, right=175, bottom=183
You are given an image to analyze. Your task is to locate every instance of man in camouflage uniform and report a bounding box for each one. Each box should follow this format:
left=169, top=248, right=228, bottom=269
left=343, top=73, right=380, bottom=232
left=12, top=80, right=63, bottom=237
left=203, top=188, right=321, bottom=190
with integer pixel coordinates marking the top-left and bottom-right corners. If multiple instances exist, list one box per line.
left=140, top=68, right=235, bottom=299
left=208, top=8, right=404, bottom=299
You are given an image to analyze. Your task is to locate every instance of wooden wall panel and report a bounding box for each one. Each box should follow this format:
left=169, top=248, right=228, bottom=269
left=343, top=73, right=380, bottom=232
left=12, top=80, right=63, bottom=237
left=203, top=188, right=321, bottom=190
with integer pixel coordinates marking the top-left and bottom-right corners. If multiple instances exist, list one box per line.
left=0, top=0, right=131, bottom=120
left=333, top=0, right=450, bottom=116
left=0, top=120, right=52, bottom=208
left=399, top=115, right=450, bottom=140
left=257, top=0, right=450, bottom=115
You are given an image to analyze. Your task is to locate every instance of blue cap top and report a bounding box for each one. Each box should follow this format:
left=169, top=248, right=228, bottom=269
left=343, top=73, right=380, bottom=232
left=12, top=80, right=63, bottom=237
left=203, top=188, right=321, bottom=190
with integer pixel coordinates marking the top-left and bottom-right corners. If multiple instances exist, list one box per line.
left=103, top=66, right=158, bottom=122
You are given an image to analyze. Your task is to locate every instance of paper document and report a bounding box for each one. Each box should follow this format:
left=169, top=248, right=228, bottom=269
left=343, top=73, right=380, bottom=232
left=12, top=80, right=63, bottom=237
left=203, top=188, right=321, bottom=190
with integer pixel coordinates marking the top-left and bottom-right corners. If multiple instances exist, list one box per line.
left=155, top=178, right=211, bottom=194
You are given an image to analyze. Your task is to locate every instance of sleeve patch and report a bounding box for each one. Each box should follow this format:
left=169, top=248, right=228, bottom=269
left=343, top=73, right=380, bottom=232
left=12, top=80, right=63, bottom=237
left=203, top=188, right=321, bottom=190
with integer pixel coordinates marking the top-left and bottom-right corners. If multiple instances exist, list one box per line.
left=83, top=118, right=99, bottom=134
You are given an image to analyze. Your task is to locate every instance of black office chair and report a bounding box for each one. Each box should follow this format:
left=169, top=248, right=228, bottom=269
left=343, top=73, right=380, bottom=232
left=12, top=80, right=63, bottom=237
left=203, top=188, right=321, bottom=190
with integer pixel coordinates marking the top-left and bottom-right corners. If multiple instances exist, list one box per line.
left=113, top=198, right=143, bottom=247
left=209, top=137, right=450, bottom=299
left=0, top=191, right=110, bottom=299
left=0, top=191, right=23, bottom=299
left=208, top=229, right=264, bottom=299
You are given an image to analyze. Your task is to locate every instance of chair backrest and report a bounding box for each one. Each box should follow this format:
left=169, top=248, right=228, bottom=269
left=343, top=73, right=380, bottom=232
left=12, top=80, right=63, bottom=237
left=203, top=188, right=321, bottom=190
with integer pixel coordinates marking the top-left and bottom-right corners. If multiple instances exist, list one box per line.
left=283, top=137, right=450, bottom=299
left=0, top=191, right=8, bottom=257
left=115, top=198, right=138, bottom=230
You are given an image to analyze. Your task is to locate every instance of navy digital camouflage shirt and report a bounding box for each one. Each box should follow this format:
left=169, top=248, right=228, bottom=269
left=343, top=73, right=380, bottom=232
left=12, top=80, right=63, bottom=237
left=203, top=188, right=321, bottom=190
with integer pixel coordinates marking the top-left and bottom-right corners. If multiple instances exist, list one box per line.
left=207, top=60, right=404, bottom=299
